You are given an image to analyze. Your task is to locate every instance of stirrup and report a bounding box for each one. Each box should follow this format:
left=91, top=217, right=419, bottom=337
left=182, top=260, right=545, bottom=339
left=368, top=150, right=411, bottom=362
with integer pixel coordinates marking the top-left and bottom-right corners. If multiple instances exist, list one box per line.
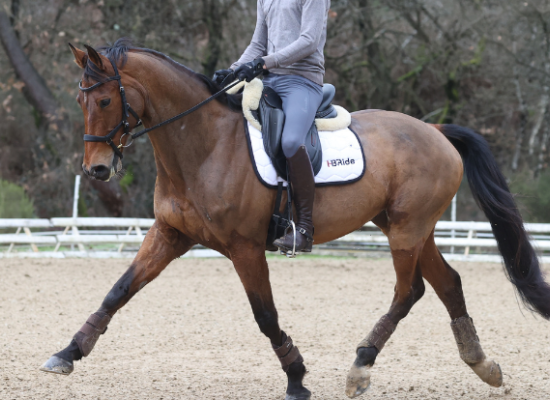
left=278, top=222, right=314, bottom=258
left=280, top=221, right=297, bottom=258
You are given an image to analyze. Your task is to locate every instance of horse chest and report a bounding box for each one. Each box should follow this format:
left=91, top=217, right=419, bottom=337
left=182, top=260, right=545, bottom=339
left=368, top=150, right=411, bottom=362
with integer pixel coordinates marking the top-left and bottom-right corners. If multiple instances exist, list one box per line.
left=157, top=195, right=234, bottom=246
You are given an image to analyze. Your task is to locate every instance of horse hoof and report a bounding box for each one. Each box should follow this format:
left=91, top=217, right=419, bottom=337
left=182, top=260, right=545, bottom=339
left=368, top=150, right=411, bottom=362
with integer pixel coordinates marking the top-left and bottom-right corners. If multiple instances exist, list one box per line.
left=39, top=355, right=74, bottom=375
left=470, top=359, right=503, bottom=387
left=285, top=392, right=311, bottom=400
left=345, top=364, right=371, bottom=398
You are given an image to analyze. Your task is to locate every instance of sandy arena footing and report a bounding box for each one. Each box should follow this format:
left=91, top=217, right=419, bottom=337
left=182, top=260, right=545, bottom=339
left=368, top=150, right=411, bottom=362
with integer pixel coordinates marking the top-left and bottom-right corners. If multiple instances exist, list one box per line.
left=1, top=257, right=549, bottom=399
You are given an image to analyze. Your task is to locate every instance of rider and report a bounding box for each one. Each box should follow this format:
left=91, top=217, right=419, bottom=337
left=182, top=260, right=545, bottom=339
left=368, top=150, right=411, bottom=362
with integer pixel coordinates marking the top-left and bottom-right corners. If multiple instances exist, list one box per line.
left=213, top=0, right=331, bottom=253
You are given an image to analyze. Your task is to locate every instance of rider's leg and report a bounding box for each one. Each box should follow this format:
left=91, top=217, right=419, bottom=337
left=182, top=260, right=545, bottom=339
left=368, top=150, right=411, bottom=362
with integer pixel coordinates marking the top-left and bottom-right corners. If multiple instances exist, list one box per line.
left=267, top=74, right=323, bottom=253
left=274, top=145, right=316, bottom=252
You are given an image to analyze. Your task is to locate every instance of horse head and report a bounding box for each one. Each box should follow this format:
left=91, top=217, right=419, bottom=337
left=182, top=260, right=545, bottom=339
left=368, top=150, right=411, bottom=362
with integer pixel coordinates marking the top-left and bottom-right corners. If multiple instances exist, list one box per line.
left=70, top=43, right=144, bottom=182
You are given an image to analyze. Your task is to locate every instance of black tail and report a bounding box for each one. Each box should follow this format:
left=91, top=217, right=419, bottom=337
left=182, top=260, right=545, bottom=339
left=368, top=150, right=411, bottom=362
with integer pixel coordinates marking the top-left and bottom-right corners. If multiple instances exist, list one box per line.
left=437, top=124, right=550, bottom=319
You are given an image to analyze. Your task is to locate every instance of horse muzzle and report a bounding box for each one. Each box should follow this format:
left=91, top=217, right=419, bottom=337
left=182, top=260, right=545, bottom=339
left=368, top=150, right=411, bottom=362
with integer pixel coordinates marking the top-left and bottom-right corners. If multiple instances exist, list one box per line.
left=82, top=163, right=115, bottom=182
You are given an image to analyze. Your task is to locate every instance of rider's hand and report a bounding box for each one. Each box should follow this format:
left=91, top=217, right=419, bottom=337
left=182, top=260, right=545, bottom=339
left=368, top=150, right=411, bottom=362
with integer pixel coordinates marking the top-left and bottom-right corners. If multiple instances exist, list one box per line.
left=212, top=69, right=235, bottom=87
left=234, top=58, right=266, bottom=82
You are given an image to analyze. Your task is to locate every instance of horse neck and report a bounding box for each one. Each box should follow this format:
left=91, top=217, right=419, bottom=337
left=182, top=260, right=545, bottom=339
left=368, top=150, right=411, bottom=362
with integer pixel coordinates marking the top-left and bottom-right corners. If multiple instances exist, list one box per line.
left=126, top=53, right=239, bottom=185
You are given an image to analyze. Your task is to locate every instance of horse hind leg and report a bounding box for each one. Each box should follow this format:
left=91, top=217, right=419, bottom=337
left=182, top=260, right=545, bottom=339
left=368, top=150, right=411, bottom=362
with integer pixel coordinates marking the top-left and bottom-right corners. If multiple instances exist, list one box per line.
left=419, top=232, right=503, bottom=387
left=345, top=232, right=426, bottom=398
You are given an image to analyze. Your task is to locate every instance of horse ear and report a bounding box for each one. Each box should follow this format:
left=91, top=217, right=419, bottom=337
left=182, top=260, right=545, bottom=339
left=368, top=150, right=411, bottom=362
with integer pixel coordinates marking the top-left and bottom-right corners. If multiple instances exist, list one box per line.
left=69, top=43, right=88, bottom=69
left=84, top=44, right=105, bottom=70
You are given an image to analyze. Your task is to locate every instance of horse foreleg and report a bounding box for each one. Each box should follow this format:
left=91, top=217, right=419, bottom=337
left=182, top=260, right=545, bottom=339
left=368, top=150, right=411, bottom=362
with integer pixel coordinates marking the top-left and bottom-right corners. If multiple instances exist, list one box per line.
left=346, top=238, right=425, bottom=398
left=419, top=233, right=502, bottom=387
left=232, top=247, right=311, bottom=400
left=40, top=221, right=194, bottom=375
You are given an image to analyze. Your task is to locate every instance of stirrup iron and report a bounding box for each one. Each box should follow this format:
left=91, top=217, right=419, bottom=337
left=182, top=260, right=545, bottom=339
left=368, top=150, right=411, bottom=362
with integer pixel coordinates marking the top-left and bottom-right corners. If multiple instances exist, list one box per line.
left=279, top=220, right=297, bottom=258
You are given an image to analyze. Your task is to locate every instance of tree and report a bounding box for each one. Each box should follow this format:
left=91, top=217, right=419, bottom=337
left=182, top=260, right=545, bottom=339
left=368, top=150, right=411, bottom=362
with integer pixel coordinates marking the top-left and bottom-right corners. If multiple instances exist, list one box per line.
left=0, top=4, right=124, bottom=216
left=0, top=8, right=59, bottom=165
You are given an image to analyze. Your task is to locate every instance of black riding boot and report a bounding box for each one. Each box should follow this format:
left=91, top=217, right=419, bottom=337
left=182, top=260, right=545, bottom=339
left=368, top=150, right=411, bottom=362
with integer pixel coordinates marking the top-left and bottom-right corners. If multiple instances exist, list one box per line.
left=274, top=145, right=315, bottom=253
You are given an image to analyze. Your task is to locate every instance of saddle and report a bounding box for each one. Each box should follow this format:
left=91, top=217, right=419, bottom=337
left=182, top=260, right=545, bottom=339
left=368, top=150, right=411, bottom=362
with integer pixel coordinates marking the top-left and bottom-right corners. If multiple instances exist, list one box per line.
left=226, top=79, right=354, bottom=251
left=252, top=84, right=339, bottom=178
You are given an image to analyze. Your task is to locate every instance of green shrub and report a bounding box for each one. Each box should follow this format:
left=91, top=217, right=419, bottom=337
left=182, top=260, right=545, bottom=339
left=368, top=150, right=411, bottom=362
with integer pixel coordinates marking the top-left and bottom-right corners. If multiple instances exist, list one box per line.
left=510, top=170, right=550, bottom=223
left=0, top=179, right=36, bottom=218
left=119, top=164, right=134, bottom=193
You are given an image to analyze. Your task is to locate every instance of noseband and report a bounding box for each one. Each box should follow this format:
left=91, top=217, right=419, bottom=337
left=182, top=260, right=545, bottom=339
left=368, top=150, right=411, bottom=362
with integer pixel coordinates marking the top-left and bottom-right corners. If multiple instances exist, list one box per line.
left=79, top=57, right=242, bottom=170
left=79, top=58, right=142, bottom=169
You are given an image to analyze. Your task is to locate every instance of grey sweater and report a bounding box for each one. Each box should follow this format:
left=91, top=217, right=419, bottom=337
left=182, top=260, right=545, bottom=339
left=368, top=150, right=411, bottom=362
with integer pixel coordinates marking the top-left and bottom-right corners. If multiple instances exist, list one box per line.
left=231, top=0, right=330, bottom=86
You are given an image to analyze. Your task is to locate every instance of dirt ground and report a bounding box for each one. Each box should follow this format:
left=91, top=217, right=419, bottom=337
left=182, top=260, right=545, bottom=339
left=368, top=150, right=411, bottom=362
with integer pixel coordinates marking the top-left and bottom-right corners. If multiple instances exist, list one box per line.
left=1, top=256, right=549, bottom=400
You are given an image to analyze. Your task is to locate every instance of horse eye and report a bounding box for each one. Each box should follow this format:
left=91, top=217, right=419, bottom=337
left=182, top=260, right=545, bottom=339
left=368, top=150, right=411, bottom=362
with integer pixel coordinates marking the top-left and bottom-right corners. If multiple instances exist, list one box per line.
left=100, top=98, right=111, bottom=108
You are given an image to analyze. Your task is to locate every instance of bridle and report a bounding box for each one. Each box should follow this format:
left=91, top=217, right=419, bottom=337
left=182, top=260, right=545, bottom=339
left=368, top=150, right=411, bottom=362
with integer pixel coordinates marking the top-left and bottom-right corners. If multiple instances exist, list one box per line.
left=79, top=57, right=242, bottom=170
left=80, top=58, right=141, bottom=169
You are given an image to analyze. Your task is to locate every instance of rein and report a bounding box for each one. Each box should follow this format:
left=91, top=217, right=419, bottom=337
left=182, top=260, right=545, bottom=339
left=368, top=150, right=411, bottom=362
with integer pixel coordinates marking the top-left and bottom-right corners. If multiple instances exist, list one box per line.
left=80, top=57, right=242, bottom=168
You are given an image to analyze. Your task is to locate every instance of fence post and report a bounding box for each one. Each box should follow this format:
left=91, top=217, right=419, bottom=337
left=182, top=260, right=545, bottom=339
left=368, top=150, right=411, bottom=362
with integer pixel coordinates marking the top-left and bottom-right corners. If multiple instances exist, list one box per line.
left=450, top=194, right=457, bottom=254
left=71, top=175, right=85, bottom=252
left=72, top=175, right=81, bottom=219
left=7, top=227, right=21, bottom=253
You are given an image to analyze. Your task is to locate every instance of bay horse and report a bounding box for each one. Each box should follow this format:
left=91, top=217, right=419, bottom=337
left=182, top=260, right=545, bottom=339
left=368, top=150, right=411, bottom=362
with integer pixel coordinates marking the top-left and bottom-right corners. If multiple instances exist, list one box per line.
left=40, top=40, right=550, bottom=399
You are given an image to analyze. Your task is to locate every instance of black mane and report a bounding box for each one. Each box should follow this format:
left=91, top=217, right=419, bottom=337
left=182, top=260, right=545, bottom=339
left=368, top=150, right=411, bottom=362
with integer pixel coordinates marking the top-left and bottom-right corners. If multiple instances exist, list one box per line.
left=83, top=38, right=242, bottom=112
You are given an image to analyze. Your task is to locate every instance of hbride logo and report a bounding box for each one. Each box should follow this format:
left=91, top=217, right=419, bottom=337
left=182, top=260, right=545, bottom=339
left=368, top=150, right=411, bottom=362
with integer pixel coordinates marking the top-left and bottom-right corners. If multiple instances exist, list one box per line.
left=327, top=158, right=356, bottom=167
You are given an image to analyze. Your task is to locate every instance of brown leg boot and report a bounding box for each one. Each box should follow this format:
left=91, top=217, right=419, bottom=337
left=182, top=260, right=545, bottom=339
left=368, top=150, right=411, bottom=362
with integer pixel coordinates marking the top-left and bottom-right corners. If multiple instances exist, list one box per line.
left=273, top=145, right=315, bottom=254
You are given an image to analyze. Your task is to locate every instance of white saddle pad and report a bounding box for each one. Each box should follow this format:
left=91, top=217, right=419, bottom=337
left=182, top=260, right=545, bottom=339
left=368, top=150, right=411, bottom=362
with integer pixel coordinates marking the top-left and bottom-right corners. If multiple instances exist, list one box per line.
left=246, top=122, right=366, bottom=188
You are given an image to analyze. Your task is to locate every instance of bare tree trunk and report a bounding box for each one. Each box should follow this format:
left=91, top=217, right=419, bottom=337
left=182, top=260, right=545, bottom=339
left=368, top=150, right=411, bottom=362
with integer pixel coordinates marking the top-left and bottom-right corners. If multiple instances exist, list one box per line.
left=0, top=11, right=59, bottom=122
left=512, top=67, right=528, bottom=171
left=357, top=0, right=396, bottom=109
left=536, top=104, right=550, bottom=177
left=532, top=9, right=550, bottom=174
left=528, top=90, right=549, bottom=156
left=10, top=0, right=20, bottom=29
left=0, top=8, right=125, bottom=216
left=0, top=8, right=63, bottom=168
left=201, top=0, right=223, bottom=77
left=530, top=58, right=550, bottom=156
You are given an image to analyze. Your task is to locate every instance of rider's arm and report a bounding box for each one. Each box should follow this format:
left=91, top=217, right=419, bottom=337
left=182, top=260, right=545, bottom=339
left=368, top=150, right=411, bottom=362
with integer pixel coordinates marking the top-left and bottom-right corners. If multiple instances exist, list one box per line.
left=230, top=1, right=267, bottom=70
left=262, top=0, right=327, bottom=70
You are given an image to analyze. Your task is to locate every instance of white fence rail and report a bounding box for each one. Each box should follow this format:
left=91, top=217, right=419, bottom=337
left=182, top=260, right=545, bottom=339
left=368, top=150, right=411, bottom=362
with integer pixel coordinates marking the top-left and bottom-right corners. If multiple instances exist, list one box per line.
left=2, top=218, right=550, bottom=262
left=0, top=218, right=155, bottom=258
left=337, top=221, right=550, bottom=251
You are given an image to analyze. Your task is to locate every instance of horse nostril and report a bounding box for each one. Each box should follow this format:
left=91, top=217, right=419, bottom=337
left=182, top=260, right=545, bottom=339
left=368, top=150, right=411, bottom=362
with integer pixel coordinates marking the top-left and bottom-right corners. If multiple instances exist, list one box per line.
left=89, top=164, right=111, bottom=181
left=82, top=164, right=93, bottom=176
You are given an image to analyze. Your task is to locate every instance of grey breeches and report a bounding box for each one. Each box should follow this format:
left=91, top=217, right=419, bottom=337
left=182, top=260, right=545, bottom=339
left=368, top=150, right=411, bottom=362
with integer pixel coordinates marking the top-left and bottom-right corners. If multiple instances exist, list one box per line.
left=262, top=73, right=324, bottom=158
